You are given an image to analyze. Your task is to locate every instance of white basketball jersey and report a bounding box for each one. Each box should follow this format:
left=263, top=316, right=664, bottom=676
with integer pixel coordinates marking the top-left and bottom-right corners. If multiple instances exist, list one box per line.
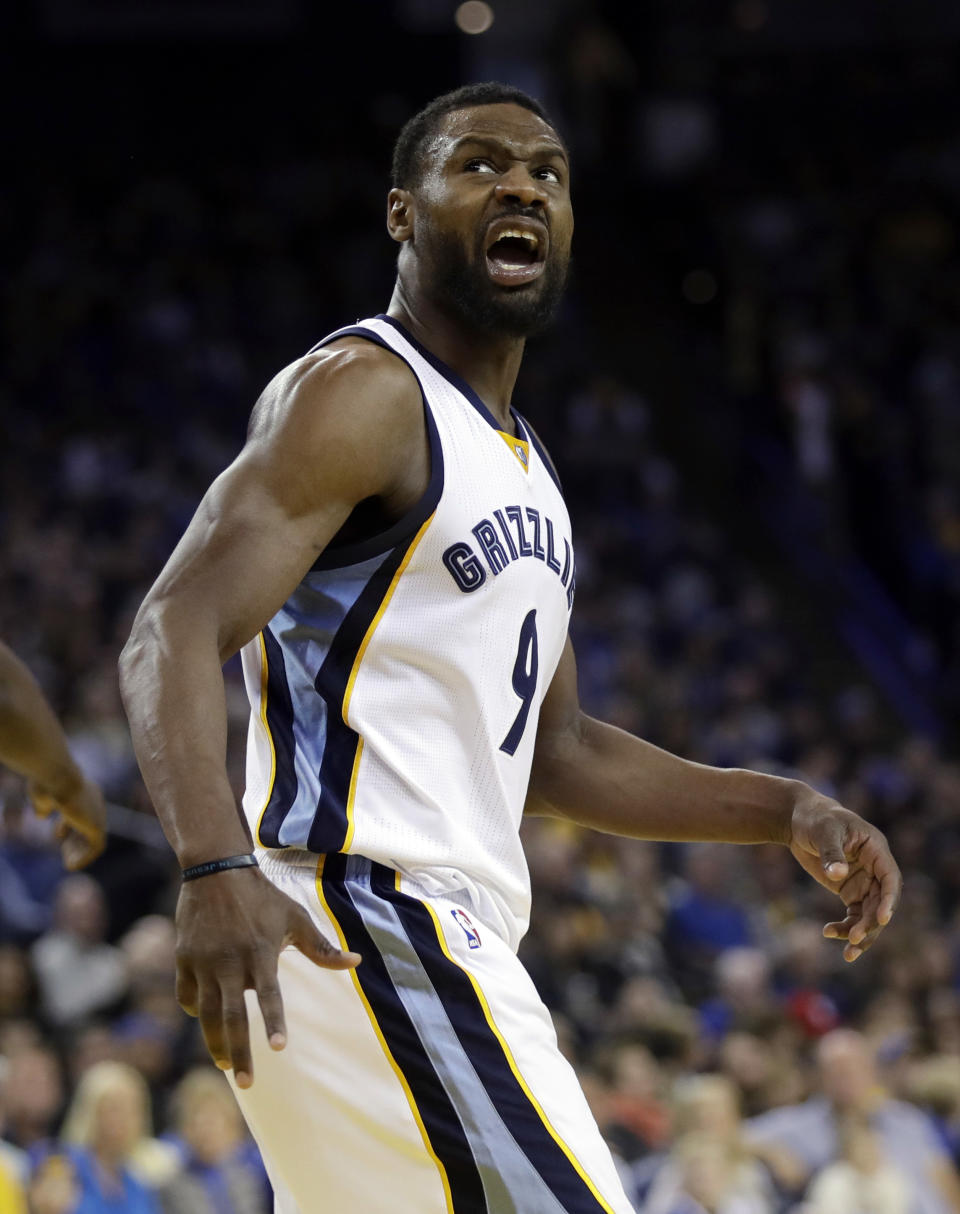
left=240, top=315, right=575, bottom=946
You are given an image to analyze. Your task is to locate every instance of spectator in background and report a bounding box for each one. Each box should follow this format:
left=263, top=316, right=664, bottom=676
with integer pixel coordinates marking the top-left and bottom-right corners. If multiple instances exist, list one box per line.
left=0, top=944, right=35, bottom=1023
left=665, top=845, right=753, bottom=1000
left=113, top=916, right=187, bottom=1089
left=161, top=1068, right=269, bottom=1214
left=746, top=1029, right=960, bottom=1213
left=3, top=1044, right=64, bottom=1152
left=634, top=1075, right=777, bottom=1213
left=0, top=1054, right=28, bottom=1212
left=801, top=1113, right=911, bottom=1214
left=699, top=948, right=779, bottom=1043
left=55, top=1060, right=177, bottom=1211
left=30, top=876, right=127, bottom=1029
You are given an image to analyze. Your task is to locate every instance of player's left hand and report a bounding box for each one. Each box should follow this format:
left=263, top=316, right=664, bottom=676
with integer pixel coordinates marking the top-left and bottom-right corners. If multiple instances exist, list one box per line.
left=30, top=773, right=107, bottom=870
left=787, top=786, right=901, bottom=962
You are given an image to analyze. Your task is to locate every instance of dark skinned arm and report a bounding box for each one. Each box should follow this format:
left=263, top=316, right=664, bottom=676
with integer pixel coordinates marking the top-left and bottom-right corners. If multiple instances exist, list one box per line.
left=119, top=341, right=427, bottom=1086
left=526, top=638, right=901, bottom=961
left=0, top=640, right=106, bottom=870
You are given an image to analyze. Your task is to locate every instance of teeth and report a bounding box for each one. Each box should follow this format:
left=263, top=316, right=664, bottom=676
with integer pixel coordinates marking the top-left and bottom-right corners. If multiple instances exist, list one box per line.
left=494, top=229, right=539, bottom=251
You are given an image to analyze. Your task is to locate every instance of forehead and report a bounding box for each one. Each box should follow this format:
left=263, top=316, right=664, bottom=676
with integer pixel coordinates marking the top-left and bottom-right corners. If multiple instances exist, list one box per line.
left=428, top=103, right=565, bottom=165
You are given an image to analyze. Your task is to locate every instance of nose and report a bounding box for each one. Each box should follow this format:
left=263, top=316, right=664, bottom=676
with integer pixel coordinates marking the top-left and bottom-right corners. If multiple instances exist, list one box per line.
left=494, top=165, right=547, bottom=209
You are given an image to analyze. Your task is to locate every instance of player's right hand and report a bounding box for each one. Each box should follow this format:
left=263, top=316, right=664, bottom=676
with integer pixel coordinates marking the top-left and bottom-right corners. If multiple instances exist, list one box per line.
left=174, top=866, right=360, bottom=1087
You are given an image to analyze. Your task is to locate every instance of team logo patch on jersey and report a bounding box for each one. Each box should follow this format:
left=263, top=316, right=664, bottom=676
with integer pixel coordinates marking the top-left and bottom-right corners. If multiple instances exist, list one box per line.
left=451, top=907, right=481, bottom=948
left=497, top=430, right=530, bottom=471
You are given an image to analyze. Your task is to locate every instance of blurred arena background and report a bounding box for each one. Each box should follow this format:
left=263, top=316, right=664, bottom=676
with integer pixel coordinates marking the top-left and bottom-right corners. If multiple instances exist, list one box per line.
left=1, top=1, right=959, bottom=1211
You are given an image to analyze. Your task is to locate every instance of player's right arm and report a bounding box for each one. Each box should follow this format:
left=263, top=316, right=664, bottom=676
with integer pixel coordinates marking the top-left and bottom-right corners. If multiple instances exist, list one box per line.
left=119, top=341, right=426, bottom=1087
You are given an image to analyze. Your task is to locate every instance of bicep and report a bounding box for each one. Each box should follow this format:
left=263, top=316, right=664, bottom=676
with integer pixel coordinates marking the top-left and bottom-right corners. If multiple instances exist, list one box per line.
left=143, top=453, right=354, bottom=660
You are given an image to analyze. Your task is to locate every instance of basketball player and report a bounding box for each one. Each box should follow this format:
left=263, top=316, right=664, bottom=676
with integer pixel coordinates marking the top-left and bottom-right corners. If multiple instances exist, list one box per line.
left=0, top=640, right=105, bottom=869
left=119, top=83, right=901, bottom=1213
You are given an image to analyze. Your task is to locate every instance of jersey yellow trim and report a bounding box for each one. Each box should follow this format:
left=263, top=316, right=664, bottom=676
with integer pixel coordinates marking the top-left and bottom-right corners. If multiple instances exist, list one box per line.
left=254, top=632, right=277, bottom=848
left=339, top=512, right=436, bottom=852
left=415, top=888, right=618, bottom=1214
left=498, top=430, right=530, bottom=472
left=315, top=858, right=455, bottom=1213
left=342, top=738, right=364, bottom=852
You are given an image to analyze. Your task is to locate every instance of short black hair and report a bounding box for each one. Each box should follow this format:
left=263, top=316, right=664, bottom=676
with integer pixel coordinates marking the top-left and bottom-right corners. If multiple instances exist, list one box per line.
left=391, top=82, right=561, bottom=191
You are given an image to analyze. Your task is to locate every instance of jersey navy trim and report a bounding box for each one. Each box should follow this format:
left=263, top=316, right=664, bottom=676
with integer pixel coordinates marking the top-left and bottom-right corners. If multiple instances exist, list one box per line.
left=514, top=414, right=563, bottom=494
left=256, top=626, right=299, bottom=846
left=376, top=314, right=525, bottom=441
left=305, top=528, right=426, bottom=854
left=307, top=325, right=444, bottom=573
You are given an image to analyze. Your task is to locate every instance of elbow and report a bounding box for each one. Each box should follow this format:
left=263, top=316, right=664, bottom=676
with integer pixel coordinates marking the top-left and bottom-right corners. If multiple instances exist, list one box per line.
left=118, top=611, right=155, bottom=707
left=119, top=594, right=175, bottom=708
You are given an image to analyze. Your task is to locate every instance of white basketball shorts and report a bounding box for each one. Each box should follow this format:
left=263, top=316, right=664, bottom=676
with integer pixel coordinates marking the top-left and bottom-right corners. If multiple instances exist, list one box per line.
left=230, top=850, right=636, bottom=1214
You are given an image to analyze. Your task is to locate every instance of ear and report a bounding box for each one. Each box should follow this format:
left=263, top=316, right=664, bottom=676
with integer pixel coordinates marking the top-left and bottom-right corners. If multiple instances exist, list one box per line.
left=387, top=188, right=415, bottom=244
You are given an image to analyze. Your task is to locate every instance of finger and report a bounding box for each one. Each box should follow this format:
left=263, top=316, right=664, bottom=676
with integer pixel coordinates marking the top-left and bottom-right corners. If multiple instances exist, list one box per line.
left=846, top=925, right=882, bottom=961
left=810, top=815, right=850, bottom=880
left=197, top=986, right=230, bottom=1070
left=843, top=924, right=882, bottom=962
left=289, top=907, right=361, bottom=970
left=823, top=912, right=858, bottom=940
left=175, top=965, right=199, bottom=1017
left=222, top=993, right=253, bottom=1088
left=61, top=831, right=89, bottom=871
left=872, top=845, right=903, bottom=927
left=60, top=823, right=103, bottom=870
left=253, top=964, right=287, bottom=1051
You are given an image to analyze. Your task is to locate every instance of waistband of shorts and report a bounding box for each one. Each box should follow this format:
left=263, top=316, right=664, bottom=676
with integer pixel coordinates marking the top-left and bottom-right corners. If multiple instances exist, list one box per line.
left=255, top=845, right=323, bottom=879
left=254, top=847, right=517, bottom=946
left=255, top=847, right=391, bottom=886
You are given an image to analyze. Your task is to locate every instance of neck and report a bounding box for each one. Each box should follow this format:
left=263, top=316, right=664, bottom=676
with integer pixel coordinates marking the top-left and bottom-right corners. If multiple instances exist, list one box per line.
left=387, top=280, right=525, bottom=432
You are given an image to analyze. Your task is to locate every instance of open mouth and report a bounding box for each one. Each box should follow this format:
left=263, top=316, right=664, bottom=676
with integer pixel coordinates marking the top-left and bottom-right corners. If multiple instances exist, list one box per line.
left=484, top=223, right=547, bottom=287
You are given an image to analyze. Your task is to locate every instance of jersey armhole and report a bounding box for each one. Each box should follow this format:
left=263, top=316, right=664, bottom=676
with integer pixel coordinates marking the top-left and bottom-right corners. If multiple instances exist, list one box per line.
left=308, top=327, right=444, bottom=572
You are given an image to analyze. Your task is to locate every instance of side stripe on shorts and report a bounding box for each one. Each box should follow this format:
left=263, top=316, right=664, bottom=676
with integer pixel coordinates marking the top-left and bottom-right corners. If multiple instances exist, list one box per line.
left=320, top=855, right=614, bottom=1214
left=317, top=857, right=484, bottom=1214
left=369, top=863, right=618, bottom=1214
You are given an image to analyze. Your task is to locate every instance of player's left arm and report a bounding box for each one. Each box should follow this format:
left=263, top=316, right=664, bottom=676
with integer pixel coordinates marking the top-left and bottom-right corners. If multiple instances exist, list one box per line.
left=0, top=640, right=106, bottom=869
left=525, top=636, right=901, bottom=961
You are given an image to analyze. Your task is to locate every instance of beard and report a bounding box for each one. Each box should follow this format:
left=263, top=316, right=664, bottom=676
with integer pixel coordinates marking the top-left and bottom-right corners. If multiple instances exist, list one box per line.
left=424, top=223, right=570, bottom=339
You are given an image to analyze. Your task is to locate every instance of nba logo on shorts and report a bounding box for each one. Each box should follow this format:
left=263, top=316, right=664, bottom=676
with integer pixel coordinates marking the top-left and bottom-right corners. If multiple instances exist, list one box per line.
left=451, top=907, right=481, bottom=948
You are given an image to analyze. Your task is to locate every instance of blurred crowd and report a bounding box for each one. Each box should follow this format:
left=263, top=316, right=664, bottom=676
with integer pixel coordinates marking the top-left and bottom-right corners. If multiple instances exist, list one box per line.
left=2, top=16, right=960, bottom=1213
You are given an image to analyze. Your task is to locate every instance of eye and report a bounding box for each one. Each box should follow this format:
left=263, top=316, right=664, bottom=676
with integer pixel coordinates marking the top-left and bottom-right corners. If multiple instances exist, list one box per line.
left=464, top=158, right=497, bottom=174
left=534, top=166, right=562, bottom=184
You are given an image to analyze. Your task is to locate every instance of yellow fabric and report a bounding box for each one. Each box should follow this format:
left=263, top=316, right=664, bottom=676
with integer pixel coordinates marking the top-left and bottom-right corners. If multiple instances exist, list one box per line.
left=0, top=1158, right=27, bottom=1214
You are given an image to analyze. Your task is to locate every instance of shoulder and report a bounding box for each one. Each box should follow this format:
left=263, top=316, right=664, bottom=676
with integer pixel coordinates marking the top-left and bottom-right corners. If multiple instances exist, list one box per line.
left=248, top=336, right=423, bottom=446
left=879, top=1098, right=946, bottom=1151
left=234, top=336, right=426, bottom=510
left=745, top=1098, right=829, bottom=1139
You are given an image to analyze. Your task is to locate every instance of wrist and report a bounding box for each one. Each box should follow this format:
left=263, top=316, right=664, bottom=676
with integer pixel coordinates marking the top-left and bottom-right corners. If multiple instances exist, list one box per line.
left=181, top=853, right=259, bottom=882
left=722, top=769, right=804, bottom=847
left=779, top=778, right=820, bottom=846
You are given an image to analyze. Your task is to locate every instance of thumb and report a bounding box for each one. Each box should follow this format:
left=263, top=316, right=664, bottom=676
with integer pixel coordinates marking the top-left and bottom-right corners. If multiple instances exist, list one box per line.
left=288, top=907, right=361, bottom=970
left=813, top=816, right=849, bottom=880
